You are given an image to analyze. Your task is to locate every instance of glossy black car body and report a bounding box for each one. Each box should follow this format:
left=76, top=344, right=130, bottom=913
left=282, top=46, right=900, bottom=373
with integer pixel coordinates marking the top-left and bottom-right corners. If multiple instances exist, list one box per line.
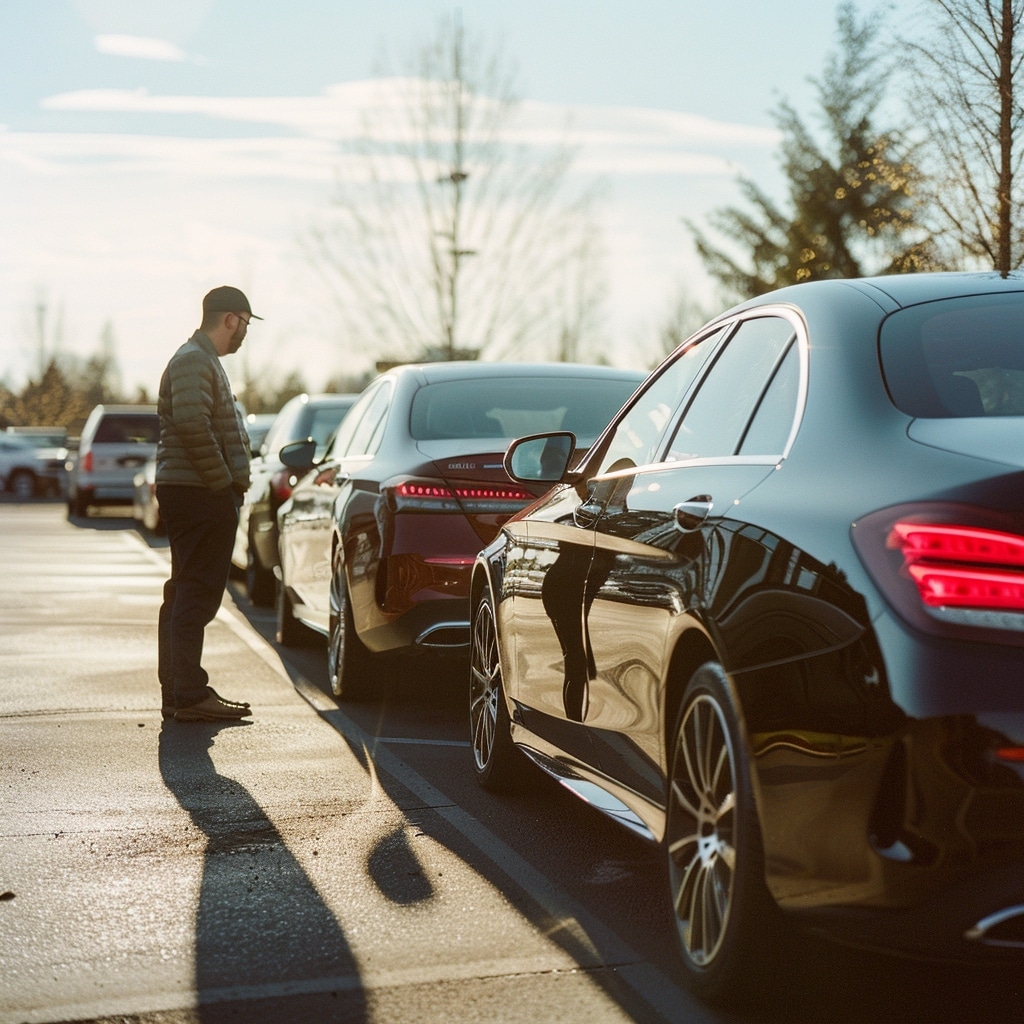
left=276, top=361, right=644, bottom=698
left=232, top=393, right=357, bottom=605
left=470, top=272, right=1024, bottom=1003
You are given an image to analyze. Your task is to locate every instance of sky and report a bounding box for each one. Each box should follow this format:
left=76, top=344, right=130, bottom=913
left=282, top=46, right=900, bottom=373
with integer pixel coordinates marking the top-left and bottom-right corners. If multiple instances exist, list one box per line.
left=0, top=0, right=881, bottom=397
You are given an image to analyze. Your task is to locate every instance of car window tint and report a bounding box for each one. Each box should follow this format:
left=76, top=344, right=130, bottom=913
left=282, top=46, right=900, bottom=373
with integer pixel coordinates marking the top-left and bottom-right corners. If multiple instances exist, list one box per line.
left=596, top=327, right=725, bottom=475
left=94, top=415, right=159, bottom=444
left=408, top=375, right=642, bottom=443
left=880, top=293, right=1024, bottom=417
left=346, top=383, right=393, bottom=457
left=667, top=316, right=795, bottom=461
left=738, top=340, right=799, bottom=456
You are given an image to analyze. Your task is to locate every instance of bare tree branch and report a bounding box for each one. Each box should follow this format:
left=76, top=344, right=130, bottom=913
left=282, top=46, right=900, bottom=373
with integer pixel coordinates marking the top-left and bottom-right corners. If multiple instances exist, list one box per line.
left=905, top=0, right=1024, bottom=272
left=304, top=17, right=607, bottom=365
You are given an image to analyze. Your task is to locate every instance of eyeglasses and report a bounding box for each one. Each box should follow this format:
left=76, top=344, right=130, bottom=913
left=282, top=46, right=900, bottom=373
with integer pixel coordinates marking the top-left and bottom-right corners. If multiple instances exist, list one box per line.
left=233, top=313, right=251, bottom=327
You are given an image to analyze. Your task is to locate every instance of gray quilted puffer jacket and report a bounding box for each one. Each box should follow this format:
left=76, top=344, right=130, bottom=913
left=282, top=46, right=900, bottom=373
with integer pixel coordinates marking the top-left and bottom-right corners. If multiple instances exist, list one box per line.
left=155, top=330, right=251, bottom=494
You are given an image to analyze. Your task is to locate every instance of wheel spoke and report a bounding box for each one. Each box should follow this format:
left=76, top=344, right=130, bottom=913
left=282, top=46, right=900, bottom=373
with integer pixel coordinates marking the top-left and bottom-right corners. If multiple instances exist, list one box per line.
left=670, top=779, right=703, bottom=823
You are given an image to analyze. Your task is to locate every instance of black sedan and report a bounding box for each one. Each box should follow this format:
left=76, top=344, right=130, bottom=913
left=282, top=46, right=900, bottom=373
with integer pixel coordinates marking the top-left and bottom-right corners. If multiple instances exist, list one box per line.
left=469, top=272, right=1024, bottom=1005
left=232, top=392, right=358, bottom=605
left=275, top=361, right=644, bottom=698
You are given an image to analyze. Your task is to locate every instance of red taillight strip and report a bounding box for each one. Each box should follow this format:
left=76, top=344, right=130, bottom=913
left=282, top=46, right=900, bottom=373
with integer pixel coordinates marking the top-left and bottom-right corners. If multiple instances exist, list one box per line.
left=393, top=481, right=533, bottom=504
left=907, top=564, right=1024, bottom=610
left=887, top=521, right=1024, bottom=613
left=453, top=484, right=534, bottom=501
left=889, top=523, right=1024, bottom=567
left=996, top=747, right=1024, bottom=763
left=391, top=481, right=532, bottom=509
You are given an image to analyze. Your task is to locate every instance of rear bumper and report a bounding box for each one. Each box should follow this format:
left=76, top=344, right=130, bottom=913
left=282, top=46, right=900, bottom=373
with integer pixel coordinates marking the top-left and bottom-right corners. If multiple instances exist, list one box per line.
left=359, top=596, right=471, bottom=654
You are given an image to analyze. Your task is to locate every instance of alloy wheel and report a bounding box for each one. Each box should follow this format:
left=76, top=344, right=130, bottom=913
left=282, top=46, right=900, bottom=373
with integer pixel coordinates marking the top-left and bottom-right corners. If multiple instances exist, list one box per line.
left=470, top=596, right=500, bottom=772
left=666, top=691, right=738, bottom=968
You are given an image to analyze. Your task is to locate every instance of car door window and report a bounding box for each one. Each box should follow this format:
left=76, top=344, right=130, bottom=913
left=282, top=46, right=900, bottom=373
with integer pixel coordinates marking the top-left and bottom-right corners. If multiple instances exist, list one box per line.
left=738, top=340, right=800, bottom=456
left=331, top=385, right=379, bottom=458
left=595, top=326, right=726, bottom=475
left=666, top=316, right=796, bottom=461
left=346, top=382, right=392, bottom=457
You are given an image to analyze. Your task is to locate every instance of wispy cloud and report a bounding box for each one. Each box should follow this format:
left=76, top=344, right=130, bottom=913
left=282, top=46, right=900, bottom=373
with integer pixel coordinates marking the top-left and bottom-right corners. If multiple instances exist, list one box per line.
left=38, top=80, right=779, bottom=174
left=94, top=34, right=189, bottom=63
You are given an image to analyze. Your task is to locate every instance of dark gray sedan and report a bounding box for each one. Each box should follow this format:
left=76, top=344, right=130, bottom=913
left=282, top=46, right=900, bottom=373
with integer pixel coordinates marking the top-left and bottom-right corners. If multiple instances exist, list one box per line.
left=470, top=272, right=1024, bottom=1005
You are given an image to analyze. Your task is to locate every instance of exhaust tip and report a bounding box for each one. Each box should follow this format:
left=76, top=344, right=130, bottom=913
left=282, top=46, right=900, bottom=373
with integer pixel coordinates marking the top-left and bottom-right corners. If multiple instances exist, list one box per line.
left=415, top=622, right=470, bottom=649
left=965, top=905, right=1024, bottom=948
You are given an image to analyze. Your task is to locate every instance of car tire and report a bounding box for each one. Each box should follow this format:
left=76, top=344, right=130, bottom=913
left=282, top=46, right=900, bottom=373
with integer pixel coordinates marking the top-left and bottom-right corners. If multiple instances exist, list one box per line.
left=69, top=490, right=89, bottom=518
left=9, top=470, right=36, bottom=500
left=246, top=539, right=275, bottom=607
left=665, top=661, right=776, bottom=1006
left=328, top=549, right=372, bottom=699
left=470, top=587, right=526, bottom=790
left=276, top=577, right=310, bottom=647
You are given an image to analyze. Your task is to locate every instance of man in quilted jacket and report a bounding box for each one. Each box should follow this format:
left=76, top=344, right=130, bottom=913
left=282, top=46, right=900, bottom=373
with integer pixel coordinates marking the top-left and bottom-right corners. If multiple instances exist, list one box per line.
left=156, top=286, right=259, bottom=722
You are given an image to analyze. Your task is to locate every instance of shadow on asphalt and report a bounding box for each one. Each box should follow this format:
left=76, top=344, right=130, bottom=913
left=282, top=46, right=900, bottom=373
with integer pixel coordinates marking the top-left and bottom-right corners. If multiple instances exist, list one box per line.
left=157, top=722, right=369, bottom=1024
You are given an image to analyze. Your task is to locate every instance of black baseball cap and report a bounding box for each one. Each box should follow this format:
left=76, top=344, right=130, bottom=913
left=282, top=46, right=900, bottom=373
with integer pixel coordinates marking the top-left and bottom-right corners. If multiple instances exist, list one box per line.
left=202, top=285, right=263, bottom=320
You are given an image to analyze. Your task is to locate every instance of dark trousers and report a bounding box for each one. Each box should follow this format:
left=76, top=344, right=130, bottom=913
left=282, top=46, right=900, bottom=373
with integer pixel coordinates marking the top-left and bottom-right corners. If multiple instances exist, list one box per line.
left=157, top=484, right=239, bottom=708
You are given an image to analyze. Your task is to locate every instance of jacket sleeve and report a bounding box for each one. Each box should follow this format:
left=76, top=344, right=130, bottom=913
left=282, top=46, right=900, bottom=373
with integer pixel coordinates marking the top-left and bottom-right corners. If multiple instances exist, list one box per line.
left=167, top=348, right=233, bottom=491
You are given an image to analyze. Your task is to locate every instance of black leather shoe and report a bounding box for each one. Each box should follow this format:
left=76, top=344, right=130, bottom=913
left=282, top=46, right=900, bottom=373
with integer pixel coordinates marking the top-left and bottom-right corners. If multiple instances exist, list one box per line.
left=175, top=695, right=252, bottom=722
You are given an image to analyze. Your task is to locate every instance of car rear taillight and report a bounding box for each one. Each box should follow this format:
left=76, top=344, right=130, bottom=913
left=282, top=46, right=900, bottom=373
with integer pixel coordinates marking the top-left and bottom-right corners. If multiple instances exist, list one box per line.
left=390, top=479, right=535, bottom=513
left=81, top=451, right=93, bottom=473
left=853, top=504, right=1024, bottom=643
left=270, top=468, right=295, bottom=503
left=888, top=523, right=1024, bottom=611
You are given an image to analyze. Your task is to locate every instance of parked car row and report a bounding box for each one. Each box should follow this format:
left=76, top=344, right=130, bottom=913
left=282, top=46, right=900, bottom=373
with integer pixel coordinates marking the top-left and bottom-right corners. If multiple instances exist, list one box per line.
left=131, top=407, right=278, bottom=536
left=71, top=271, right=1024, bottom=1007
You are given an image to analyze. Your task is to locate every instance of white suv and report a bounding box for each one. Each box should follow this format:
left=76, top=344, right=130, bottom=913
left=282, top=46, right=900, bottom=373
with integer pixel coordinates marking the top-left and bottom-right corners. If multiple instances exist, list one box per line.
left=66, top=404, right=159, bottom=517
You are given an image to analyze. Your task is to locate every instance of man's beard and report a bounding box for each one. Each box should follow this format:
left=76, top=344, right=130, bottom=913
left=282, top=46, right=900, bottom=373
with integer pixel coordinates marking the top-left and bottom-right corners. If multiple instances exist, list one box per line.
left=227, top=326, right=245, bottom=353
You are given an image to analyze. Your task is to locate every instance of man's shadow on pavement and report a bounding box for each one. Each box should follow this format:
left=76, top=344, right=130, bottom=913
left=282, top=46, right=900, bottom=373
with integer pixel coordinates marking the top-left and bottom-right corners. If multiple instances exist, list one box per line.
left=158, top=722, right=367, bottom=1023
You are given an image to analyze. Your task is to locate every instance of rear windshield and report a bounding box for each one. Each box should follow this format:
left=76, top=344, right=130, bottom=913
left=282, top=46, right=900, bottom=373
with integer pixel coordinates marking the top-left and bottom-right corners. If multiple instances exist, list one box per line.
left=880, top=293, right=1024, bottom=417
left=409, top=375, right=641, bottom=443
left=93, top=414, right=160, bottom=444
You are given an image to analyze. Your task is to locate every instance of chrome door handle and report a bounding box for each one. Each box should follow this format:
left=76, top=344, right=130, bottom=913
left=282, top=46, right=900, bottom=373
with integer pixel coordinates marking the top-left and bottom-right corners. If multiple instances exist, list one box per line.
left=573, top=500, right=601, bottom=529
left=674, top=496, right=713, bottom=532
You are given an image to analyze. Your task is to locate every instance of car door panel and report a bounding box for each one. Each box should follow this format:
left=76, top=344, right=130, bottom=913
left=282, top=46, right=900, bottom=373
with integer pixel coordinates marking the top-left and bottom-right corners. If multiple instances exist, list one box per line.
left=498, top=483, right=600, bottom=770
left=281, top=462, right=346, bottom=629
left=584, top=461, right=778, bottom=799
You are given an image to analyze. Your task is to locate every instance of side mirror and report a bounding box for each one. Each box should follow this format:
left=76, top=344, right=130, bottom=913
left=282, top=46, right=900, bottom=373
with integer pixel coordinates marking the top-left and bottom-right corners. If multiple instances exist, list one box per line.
left=504, top=431, right=576, bottom=483
left=279, top=438, right=317, bottom=470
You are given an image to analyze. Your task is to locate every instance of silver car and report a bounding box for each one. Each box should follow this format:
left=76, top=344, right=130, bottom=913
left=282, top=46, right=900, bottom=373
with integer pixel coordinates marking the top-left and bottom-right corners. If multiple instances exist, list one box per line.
left=0, top=434, right=62, bottom=499
left=67, top=404, right=159, bottom=517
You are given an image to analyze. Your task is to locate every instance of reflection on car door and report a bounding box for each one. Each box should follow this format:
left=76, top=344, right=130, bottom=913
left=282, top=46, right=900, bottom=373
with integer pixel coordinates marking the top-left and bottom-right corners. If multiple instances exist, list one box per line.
left=505, top=324, right=727, bottom=773
left=582, top=315, right=803, bottom=802
left=502, top=481, right=599, bottom=771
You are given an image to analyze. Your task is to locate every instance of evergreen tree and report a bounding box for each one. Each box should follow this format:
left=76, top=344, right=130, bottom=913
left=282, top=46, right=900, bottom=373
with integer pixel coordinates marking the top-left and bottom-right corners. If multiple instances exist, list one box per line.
left=689, top=3, right=937, bottom=301
left=0, top=359, right=94, bottom=432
